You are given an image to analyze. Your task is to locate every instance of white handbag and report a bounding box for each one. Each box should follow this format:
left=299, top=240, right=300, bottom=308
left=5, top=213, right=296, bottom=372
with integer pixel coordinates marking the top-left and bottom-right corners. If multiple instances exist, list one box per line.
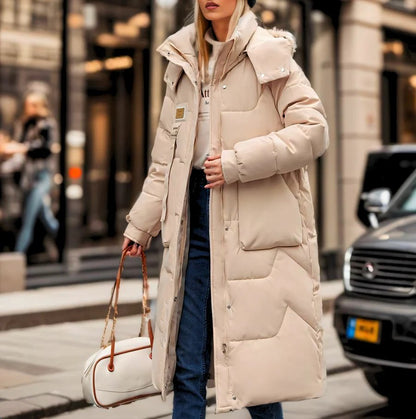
left=81, top=248, right=159, bottom=408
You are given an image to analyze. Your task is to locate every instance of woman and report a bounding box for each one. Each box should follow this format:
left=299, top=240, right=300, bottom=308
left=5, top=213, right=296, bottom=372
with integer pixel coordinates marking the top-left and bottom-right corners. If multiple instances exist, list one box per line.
left=14, top=91, right=59, bottom=254
left=123, top=0, right=329, bottom=417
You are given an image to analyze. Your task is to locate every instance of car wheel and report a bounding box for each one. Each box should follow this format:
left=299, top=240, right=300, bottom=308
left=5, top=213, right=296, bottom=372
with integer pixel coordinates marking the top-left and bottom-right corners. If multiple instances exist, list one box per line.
left=364, top=368, right=414, bottom=407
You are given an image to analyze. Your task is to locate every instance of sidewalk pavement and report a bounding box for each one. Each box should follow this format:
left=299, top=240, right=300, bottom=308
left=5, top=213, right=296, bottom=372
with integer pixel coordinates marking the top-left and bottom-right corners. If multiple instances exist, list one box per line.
left=0, top=279, right=346, bottom=419
left=0, top=279, right=159, bottom=331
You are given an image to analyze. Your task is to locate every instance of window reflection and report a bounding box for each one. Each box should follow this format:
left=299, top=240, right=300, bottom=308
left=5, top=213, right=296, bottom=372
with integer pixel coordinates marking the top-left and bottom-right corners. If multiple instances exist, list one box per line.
left=0, top=0, right=62, bottom=258
left=400, top=75, right=416, bottom=144
left=383, top=30, right=416, bottom=144
left=68, top=0, right=151, bottom=243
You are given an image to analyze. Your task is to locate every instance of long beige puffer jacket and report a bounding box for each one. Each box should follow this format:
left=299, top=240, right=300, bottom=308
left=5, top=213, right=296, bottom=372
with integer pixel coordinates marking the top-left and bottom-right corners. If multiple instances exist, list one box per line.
left=124, top=10, right=329, bottom=414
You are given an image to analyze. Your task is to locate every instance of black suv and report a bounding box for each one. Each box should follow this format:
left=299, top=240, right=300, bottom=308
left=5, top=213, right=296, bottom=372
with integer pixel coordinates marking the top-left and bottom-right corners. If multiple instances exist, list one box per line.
left=334, top=146, right=416, bottom=405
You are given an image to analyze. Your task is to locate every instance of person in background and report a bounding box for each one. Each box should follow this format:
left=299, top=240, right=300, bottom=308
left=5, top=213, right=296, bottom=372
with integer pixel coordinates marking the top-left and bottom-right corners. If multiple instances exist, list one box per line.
left=14, top=91, right=59, bottom=255
left=123, top=0, right=329, bottom=417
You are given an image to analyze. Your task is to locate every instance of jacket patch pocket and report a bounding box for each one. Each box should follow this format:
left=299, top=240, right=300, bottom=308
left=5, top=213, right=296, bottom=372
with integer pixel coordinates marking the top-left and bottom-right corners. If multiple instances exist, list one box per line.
left=238, top=174, right=302, bottom=250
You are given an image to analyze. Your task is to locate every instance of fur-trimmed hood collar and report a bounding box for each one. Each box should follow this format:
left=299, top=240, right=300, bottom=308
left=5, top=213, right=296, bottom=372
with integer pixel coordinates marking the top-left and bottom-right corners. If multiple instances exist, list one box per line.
left=267, top=27, right=297, bottom=56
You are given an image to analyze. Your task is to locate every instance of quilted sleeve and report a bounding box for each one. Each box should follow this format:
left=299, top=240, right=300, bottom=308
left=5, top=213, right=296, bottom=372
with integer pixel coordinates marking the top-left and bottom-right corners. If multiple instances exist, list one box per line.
left=221, top=58, right=329, bottom=184
left=124, top=88, right=175, bottom=249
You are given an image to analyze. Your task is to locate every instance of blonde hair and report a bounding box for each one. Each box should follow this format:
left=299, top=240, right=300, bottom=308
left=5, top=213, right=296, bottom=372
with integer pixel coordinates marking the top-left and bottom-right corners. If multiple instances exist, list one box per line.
left=23, top=91, right=50, bottom=119
left=195, top=0, right=249, bottom=81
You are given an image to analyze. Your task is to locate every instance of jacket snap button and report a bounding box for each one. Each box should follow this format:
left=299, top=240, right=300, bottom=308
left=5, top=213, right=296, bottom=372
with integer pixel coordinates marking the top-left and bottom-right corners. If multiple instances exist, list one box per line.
left=222, top=84, right=227, bottom=89
left=225, top=226, right=229, bottom=231
left=227, top=305, right=231, bottom=309
left=280, top=67, right=285, bottom=72
left=260, top=73, right=265, bottom=78
left=232, top=395, right=237, bottom=400
left=174, top=296, right=178, bottom=302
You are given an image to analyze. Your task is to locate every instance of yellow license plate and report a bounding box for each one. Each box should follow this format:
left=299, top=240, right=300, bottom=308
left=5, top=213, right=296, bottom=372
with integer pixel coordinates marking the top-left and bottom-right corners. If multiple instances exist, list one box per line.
left=346, top=317, right=381, bottom=344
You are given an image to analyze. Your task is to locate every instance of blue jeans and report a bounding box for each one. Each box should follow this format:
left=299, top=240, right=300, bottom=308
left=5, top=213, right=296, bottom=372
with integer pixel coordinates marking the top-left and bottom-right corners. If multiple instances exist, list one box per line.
left=15, top=169, right=59, bottom=253
left=172, top=169, right=283, bottom=419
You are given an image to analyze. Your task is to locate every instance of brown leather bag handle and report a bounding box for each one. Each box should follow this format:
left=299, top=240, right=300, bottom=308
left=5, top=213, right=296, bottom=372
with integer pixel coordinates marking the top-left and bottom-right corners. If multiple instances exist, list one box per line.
left=101, top=246, right=154, bottom=371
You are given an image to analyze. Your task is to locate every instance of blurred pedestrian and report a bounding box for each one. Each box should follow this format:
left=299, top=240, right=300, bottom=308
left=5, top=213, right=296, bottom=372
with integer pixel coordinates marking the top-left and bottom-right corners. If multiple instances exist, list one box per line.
left=14, top=91, right=59, bottom=255
left=0, top=131, right=26, bottom=161
left=123, top=0, right=329, bottom=418
left=0, top=131, right=26, bottom=247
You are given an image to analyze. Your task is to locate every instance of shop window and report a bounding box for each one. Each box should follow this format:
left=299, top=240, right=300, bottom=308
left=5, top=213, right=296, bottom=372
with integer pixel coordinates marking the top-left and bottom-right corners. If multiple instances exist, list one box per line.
left=65, top=0, right=151, bottom=244
left=0, top=0, right=17, bottom=26
left=0, top=0, right=62, bottom=259
left=400, top=75, right=416, bottom=143
left=383, top=29, right=416, bottom=144
left=30, top=0, right=61, bottom=31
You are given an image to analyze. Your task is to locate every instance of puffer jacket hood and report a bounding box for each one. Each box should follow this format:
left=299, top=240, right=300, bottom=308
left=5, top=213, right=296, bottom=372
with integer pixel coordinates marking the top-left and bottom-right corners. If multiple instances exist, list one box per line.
left=125, top=9, right=328, bottom=413
left=157, top=11, right=297, bottom=85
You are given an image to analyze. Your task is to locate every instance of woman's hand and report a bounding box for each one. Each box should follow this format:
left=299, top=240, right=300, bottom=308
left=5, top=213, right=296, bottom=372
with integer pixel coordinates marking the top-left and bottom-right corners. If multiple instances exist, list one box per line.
left=122, top=237, right=142, bottom=257
left=203, top=155, right=225, bottom=189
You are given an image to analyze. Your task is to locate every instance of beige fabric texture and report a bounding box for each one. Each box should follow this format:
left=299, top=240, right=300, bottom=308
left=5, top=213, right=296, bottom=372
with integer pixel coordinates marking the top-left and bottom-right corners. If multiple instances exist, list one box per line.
left=124, top=11, right=329, bottom=414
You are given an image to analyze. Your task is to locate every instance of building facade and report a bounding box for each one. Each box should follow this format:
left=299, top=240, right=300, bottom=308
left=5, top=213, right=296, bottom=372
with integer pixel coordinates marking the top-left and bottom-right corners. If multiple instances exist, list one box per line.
left=337, top=0, right=416, bottom=248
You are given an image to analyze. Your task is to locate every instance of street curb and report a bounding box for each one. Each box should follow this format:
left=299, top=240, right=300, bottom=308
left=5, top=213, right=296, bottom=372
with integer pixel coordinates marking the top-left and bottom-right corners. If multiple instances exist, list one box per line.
left=1, top=294, right=337, bottom=332
left=0, top=302, right=146, bottom=331
left=0, top=396, right=87, bottom=419
left=0, top=280, right=343, bottom=331
left=0, top=278, right=160, bottom=332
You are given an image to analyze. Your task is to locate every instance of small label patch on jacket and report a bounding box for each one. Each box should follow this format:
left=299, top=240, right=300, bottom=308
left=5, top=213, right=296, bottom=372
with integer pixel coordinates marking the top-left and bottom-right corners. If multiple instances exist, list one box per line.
left=175, top=104, right=187, bottom=121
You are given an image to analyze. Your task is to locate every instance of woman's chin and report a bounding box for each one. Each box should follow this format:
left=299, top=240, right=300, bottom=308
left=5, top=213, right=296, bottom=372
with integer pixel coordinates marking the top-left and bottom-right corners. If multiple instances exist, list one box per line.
left=202, top=10, right=225, bottom=21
